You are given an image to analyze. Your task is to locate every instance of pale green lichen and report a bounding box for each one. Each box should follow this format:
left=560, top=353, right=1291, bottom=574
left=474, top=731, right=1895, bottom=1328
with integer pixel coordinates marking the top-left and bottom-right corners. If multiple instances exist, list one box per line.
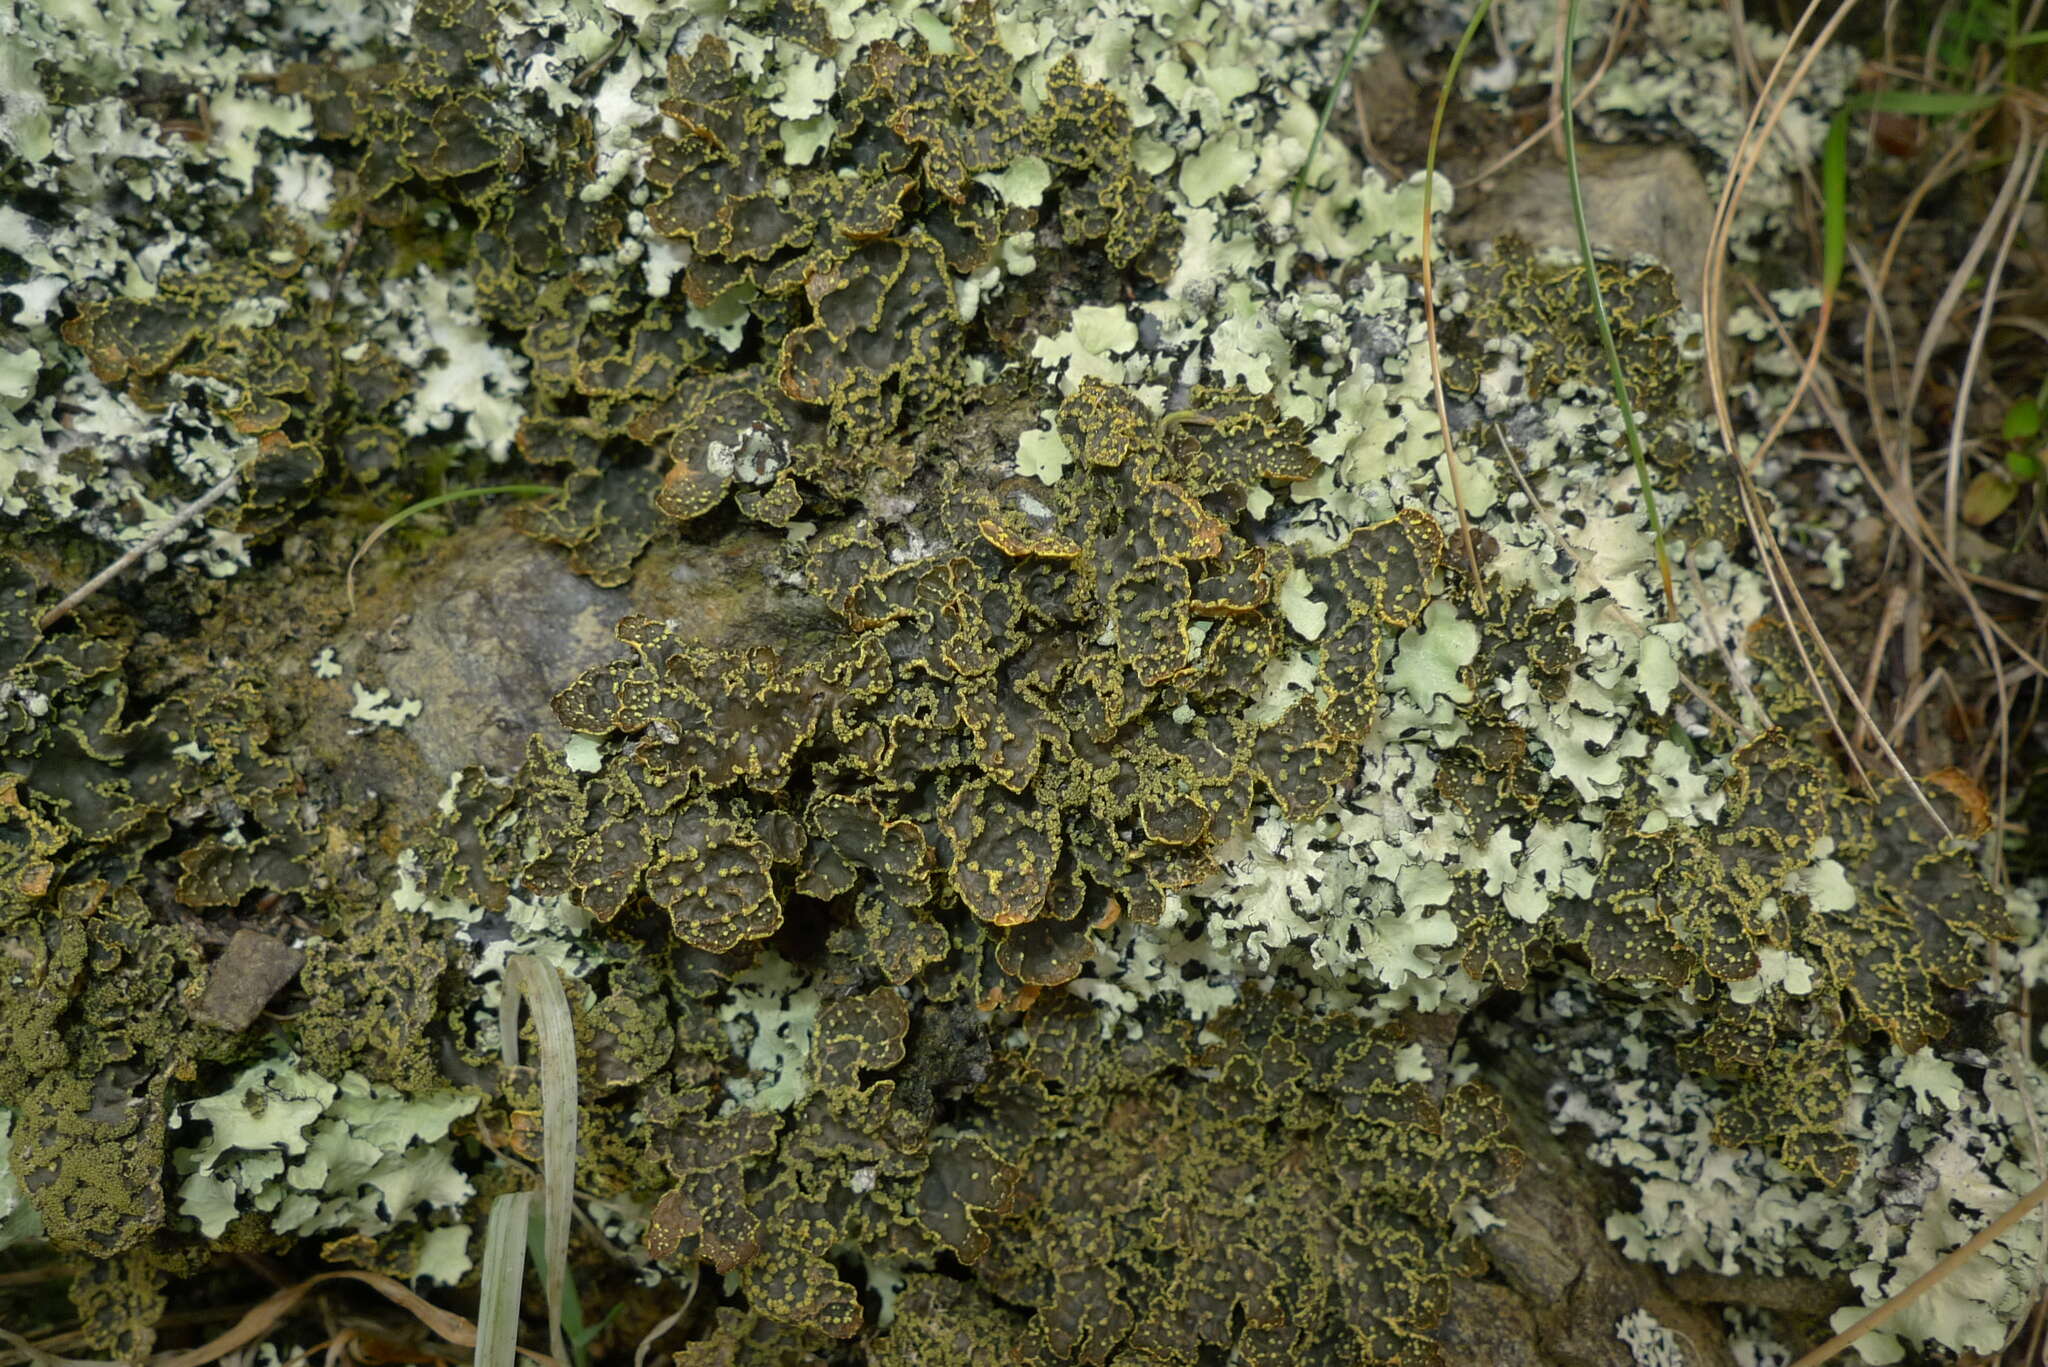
left=715, top=952, right=823, bottom=1114
left=1013, top=423, right=1072, bottom=484
left=0, top=1105, right=44, bottom=1252
left=348, top=684, right=425, bottom=730
left=1506, top=878, right=2048, bottom=1365
left=562, top=734, right=604, bottom=774
left=171, top=1056, right=477, bottom=1247
left=3, top=0, right=2027, bottom=1360
left=1482, top=0, right=1858, bottom=256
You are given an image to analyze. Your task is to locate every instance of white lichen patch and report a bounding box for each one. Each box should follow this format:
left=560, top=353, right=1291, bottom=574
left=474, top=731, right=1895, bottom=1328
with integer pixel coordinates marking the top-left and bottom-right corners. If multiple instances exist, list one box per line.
left=1500, top=885, right=2048, bottom=1367
left=374, top=271, right=530, bottom=461
left=349, top=684, right=425, bottom=730
left=171, top=1056, right=477, bottom=1241
left=0, top=0, right=357, bottom=559
left=1483, top=0, right=1858, bottom=256
left=1014, top=422, right=1073, bottom=485
left=0, top=1106, right=42, bottom=1253
left=563, top=734, right=604, bottom=774
left=1616, top=1308, right=1694, bottom=1367
left=718, top=952, right=823, bottom=1114
left=392, top=848, right=611, bottom=1033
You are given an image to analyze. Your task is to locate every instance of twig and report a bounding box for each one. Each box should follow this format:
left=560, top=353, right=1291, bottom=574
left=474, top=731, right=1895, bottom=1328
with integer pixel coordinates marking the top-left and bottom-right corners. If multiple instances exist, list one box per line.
left=38, top=465, right=242, bottom=630
left=1789, top=1172, right=2048, bottom=1366
left=571, top=26, right=630, bottom=92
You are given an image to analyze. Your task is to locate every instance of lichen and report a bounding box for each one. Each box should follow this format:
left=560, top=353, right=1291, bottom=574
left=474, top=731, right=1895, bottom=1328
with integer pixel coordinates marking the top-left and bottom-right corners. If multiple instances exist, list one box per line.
left=170, top=1055, right=478, bottom=1245
left=0, top=0, right=2027, bottom=1361
left=1497, top=878, right=2048, bottom=1364
left=0, top=1105, right=43, bottom=1252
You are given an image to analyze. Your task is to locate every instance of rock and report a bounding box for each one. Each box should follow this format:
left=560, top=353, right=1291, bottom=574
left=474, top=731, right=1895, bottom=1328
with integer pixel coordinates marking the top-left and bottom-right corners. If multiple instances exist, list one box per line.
left=192, top=929, right=304, bottom=1031
left=1433, top=1280, right=1549, bottom=1367
left=1480, top=1098, right=1739, bottom=1367
left=370, top=522, right=632, bottom=782
left=1448, top=144, right=1716, bottom=314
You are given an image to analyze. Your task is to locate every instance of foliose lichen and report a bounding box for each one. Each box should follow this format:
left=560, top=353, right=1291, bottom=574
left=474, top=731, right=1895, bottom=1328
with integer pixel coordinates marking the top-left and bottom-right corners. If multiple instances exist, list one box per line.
left=1, top=0, right=2028, bottom=1361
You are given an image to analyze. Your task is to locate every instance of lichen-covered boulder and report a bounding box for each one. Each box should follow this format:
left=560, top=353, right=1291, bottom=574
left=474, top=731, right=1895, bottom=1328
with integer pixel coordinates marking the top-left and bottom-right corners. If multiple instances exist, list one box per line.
left=0, top=0, right=2031, bottom=1363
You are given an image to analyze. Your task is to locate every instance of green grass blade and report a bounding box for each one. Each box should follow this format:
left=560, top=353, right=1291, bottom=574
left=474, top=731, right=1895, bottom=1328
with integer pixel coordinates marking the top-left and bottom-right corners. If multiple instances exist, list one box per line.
left=1862, top=89, right=2002, bottom=116
left=345, top=483, right=555, bottom=611
left=1558, top=0, right=1677, bottom=616
left=1822, top=109, right=1849, bottom=301
left=1289, top=0, right=1385, bottom=219
left=527, top=1205, right=622, bottom=1367
left=477, top=1191, right=536, bottom=1367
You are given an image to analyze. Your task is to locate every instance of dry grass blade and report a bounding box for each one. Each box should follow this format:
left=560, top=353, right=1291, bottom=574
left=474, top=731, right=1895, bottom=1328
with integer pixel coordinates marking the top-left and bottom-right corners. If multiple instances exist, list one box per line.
left=1738, top=247, right=1837, bottom=476
left=0, top=1327, right=116, bottom=1367
left=105, top=1269, right=562, bottom=1367
left=1765, top=259, right=2048, bottom=693
left=631, top=1271, right=699, bottom=1367
left=478, top=1192, right=537, bottom=1367
left=1939, top=131, right=2044, bottom=557
left=1790, top=1173, right=2048, bottom=1365
left=1420, top=0, right=1495, bottom=607
left=1698, top=0, right=1963, bottom=839
left=1748, top=248, right=2048, bottom=767
left=501, top=955, right=578, bottom=1365
left=37, top=464, right=243, bottom=630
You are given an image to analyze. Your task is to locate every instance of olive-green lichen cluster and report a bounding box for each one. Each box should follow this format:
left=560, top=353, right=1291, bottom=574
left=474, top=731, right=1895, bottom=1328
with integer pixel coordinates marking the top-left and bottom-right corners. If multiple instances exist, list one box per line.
left=617, top=957, right=1521, bottom=1362
left=475, top=378, right=1451, bottom=998
left=0, top=554, right=339, bottom=1284
left=0, top=0, right=2032, bottom=1363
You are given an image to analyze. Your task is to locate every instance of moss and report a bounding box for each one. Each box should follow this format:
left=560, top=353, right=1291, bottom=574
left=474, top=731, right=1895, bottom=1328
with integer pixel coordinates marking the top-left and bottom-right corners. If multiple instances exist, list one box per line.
left=0, top=887, right=194, bottom=1259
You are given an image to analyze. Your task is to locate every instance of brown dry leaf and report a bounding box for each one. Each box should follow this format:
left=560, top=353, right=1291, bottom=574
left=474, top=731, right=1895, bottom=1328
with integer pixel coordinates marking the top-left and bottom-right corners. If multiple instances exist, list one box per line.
left=1961, top=469, right=2018, bottom=526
